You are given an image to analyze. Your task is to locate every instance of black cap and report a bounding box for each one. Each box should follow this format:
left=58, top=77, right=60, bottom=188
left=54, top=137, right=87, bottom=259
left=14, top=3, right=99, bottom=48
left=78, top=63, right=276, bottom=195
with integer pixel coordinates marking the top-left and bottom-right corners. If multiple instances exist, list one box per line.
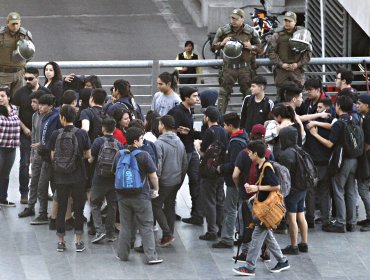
left=204, top=106, right=220, bottom=122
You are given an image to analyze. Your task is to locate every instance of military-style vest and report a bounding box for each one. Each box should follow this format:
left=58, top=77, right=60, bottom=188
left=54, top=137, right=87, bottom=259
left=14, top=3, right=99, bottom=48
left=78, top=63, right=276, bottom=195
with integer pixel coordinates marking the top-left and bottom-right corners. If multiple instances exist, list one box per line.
left=0, top=26, right=32, bottom=68
left=276, top=27, right=303, bottom=64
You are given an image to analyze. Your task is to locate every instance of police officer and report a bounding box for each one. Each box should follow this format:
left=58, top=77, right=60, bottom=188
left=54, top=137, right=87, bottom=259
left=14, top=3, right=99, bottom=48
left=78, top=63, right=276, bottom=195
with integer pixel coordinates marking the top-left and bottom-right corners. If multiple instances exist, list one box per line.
left=212, top=9, right=261, bottom=114
left=268, top=11, right=312, bottom=102
left=0, top=12, right=34, bottom=96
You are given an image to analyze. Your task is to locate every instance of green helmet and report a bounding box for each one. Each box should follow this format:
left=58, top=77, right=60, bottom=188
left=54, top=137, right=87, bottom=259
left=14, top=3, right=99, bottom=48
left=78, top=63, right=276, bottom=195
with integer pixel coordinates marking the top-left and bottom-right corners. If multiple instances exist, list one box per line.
left=222, top=40, right=243, bottom=59
left=12, top=39, right=35, bottom=63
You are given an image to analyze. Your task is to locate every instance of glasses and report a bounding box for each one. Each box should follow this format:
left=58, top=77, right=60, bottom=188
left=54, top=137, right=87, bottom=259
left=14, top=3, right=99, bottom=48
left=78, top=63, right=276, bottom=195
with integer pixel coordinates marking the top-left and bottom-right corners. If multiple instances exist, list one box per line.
left=335, top=77, right=341, bottom=80
left=24, top=77, right=35, bottom=81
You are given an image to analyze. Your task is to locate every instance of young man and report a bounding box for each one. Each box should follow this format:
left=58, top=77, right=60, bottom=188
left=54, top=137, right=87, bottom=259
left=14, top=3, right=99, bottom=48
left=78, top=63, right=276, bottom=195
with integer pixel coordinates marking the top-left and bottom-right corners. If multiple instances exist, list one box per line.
left=297, top=78, right=329, bottom=116
left=356, top=93, right=370, bottom=232
left=335, top=68, right=357, bottom=95
left=310, top=95, right=359, bottom=232
left=168, top=87, right=203, bottom=225
left=152, top=115, right=188, bottom=247
left=279, top=126, right=308, bottom=254
left=48, top=105, right=91, bottom=252
left=233, top=141, right=289, bottom=276
left=113, top=127, right=162, bottom=264
left=18, top=90, right=46, bottom=218
left=88, top=118, right=124, bottom=243
left=212, top=112, right=248, bottom=248
left=195, top=106, right=228, bottom=240
left=240, top=75, right=274, bottom=134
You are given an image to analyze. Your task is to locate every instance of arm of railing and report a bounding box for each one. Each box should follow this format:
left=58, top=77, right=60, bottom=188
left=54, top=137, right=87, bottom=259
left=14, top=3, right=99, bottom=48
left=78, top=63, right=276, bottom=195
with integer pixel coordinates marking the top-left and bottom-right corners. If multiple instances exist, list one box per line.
left=28, top=60, right=153, bottom=69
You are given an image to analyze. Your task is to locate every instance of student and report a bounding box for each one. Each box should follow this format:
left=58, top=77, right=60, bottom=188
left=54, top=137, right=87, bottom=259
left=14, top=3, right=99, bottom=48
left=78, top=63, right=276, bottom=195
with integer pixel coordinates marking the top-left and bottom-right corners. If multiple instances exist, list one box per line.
left=48, top=105, right=91, bottom=252
left=152, top=115, right=187, bottom=246
left=113, top=127, right=162, bottom=264
left=233, top=141, right=289, bottom=276
left=88, top=118, right=124, bottom=243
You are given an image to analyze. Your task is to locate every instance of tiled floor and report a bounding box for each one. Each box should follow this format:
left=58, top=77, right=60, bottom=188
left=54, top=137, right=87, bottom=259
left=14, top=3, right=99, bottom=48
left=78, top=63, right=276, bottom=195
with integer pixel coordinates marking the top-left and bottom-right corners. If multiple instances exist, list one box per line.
left=1, top=151, right=370, bottom=279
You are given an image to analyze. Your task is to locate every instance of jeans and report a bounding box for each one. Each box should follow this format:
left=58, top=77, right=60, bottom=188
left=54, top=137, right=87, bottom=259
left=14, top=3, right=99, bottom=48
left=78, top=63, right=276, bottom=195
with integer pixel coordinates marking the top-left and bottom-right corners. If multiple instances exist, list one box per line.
left=358, top=178, right=370, bottom=220
left=38, top=161, right=53, bottom=214
left=19, top=133, right=31, bottom=197
left=220, top=186, right=239, bottom=245
left=0, top=147, right=16, bottom=201
left=56, top=182, right=86, bottom=236
left=28, top=155, right=43, bottom=209
left=91, top=189, right=117, bottom=237
left=117, top=197, right=158, bottom=262
left=200, top=177, right=225, bottom=234
left=152, top=185, right=180, bottom=237
left=245, top=225, right=287, bottom=271
left=331, top=158, right=357, bottom=225
left=186, top=151, right=202, bottom=218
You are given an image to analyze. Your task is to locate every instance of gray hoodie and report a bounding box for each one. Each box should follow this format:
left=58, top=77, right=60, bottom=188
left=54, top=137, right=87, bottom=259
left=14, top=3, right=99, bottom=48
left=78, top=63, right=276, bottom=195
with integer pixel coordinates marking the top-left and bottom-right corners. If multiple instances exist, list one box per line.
left=155, top=132, right=188, bottom=187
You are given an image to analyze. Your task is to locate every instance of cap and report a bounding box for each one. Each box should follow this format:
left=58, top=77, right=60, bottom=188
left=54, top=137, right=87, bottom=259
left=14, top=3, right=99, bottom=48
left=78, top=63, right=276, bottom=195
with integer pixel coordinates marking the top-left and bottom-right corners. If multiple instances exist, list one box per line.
left=284, top=11, right=297, bottom=22
left=204, top=106, right=220, bottom=121
left=231, top=9, right=244, bottom=19
left=251, top=124, right=266, bottom=136
left=358, top=93, right=370, bottom=105
left=7, top=12, right=21, bottom=24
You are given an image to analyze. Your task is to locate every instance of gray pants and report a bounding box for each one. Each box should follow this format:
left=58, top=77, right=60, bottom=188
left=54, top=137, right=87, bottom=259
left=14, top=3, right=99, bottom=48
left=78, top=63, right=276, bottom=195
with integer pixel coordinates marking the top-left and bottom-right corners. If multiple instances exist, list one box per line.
left=245, top=225, right=287, bottom=270
left=28, top=155, right=43, bottom=209
left=38, top=161, right=52, bottom=214
left=331, top=158, right=357, bottom=225
left=117, top=198, right=158, bottom=262
left=200, top=177, right=225, bottom=234
left=91, top=189, right=117, bottom=237
left=220, top=186, right=239, bottom=245
left=358, top=178, right=370, bottom=220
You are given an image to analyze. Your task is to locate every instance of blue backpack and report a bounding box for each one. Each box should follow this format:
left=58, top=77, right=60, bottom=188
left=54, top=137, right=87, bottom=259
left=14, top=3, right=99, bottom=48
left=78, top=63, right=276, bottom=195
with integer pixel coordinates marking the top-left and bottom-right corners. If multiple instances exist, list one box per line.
left=115, top=149, right=143, bottom=194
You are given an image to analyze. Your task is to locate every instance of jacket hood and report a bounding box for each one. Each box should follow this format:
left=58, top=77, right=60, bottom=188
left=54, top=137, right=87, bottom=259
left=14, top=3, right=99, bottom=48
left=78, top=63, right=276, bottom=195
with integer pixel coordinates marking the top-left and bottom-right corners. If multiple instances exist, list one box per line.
left=230, top=129, right=249, bottom=142
left=158, top=132, right=180, bottom=148
left=279, top=125, right=298, bottom=150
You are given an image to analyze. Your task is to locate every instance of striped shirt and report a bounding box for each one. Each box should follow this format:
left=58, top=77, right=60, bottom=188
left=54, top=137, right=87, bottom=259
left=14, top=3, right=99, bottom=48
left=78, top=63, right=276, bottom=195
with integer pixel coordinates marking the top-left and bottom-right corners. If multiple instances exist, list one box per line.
left=0, top=105, right=20, bottom=148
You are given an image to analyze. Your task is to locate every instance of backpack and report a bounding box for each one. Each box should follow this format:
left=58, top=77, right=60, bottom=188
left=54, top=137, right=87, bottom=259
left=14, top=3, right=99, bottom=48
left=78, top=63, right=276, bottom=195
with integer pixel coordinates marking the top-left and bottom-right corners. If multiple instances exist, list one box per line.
left=269, top=161, right=291, bottom=197
left=89, top=107, right=108, bottom=141
left=340, top=119, right=364, bottom=158
left=115, top=149, right=144, bottom=194
left=291, top=147, right=318, bottom=191
left=199, top=128, right=226, bottom=178
left=96, top=138, right=120, bottom=177
left=53, top=127, right=79, bottom=173
left=116, top=100, right=141, bottom=120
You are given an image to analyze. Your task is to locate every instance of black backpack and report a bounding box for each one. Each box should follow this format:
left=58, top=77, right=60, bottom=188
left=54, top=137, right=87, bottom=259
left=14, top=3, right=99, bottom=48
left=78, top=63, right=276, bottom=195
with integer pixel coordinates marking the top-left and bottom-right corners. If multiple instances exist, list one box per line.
left=291, top=147, right=318, bottom=191
left=341, top=119, right=364, bottom=158
left=53, top=127, right=79, bottom=173
left=116, top=100, right=141, bottom=120
left=96, top=138, right=120, bottom=177
left=89, top=107, right=108, bottom=141
left=199, top=128, right=226, bottom=178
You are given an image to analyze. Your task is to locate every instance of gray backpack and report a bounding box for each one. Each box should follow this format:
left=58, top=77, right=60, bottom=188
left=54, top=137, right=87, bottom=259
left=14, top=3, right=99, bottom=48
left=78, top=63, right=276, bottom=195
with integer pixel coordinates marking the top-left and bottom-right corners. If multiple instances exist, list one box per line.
left=96, top=139, right=120, bottom=177
left=53, top=127, right=79, bottom=173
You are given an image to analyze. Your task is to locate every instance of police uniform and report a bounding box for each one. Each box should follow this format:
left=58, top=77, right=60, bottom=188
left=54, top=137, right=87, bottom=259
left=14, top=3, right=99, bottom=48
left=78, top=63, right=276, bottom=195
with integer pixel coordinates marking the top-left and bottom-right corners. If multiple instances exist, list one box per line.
left=213, top=11, right=261, bottom=114
left=0, top=12, right=33, bottom=96
left=268, top=12, right=311, bottom=101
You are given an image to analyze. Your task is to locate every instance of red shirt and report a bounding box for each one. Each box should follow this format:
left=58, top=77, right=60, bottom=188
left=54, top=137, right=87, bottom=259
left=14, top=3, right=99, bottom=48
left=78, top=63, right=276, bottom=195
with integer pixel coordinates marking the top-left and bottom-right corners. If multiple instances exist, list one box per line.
left=113, top=128, right=126, bottom=145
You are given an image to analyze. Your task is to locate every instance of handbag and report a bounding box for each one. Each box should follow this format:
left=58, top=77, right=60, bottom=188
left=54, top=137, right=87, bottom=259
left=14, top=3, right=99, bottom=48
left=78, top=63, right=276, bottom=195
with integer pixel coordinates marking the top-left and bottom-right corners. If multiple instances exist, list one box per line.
left=252, top=162, right=286, bottom=230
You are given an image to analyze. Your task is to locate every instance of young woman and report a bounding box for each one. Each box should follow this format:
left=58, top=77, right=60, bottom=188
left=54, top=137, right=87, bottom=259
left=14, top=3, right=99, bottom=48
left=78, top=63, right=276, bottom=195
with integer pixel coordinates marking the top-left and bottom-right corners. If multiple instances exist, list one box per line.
left=112, top=109, right=132, bottom=145
left=44, top=61, right=63, bottom=106
left=151, top=71, right=181, bottom=116
left=0, top=87, right=20, bottom=207
left=144, top=110, right=160, bottom=142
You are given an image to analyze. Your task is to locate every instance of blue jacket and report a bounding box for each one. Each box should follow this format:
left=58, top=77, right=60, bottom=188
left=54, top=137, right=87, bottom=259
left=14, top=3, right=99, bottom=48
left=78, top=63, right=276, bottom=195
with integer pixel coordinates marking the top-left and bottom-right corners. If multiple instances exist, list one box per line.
left=40, top=108, right=62, bottom=148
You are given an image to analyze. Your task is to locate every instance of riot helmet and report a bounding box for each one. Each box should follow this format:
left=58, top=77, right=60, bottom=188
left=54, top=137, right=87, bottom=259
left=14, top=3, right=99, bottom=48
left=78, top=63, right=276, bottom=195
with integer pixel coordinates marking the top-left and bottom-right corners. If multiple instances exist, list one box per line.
left=222, top=40, right=243, bottom=59
left=12, top=39, right=35, bottom=63
left=289, top=29, right=312, bottom=53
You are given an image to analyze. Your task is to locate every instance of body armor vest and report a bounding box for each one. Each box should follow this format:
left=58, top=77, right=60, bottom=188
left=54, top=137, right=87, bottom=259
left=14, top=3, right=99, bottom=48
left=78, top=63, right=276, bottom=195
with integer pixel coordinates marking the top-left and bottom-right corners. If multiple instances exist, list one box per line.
left=276, top=28, right=303, bottom=63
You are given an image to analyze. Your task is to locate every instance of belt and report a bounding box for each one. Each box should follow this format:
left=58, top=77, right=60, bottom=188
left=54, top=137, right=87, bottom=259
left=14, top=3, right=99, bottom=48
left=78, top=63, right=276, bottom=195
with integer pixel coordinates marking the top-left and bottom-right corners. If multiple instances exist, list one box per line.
left=0, top=67, right=23, bottom=73
left=224, top=62, right=249, bottom=69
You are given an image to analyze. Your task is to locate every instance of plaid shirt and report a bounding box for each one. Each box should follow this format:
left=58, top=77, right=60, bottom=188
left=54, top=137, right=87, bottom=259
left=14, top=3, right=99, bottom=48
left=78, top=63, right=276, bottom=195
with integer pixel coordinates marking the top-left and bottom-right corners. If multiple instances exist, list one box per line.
left=0, top=105, right=20, bottom=148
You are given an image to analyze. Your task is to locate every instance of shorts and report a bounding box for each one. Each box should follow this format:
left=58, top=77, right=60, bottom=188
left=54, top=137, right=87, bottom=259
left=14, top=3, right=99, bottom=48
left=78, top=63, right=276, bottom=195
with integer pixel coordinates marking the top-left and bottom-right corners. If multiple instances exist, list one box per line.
left=284, top=190, right=306, bottom=213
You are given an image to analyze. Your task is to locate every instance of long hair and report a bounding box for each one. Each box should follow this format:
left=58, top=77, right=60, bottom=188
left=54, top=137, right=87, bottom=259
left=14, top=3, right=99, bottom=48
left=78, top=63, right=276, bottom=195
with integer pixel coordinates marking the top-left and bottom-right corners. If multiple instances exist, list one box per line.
left=43, top=61, right=62, bottom=85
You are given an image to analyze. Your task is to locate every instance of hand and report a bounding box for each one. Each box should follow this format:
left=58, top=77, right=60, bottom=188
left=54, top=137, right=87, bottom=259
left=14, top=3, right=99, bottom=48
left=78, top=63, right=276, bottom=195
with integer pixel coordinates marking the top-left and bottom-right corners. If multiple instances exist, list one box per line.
left=64, top=73, right=75, bottom=83
left=31, top=143, right=40, bottom=149
left=244, top=183, right=258, bottom=193
left=178, top=126, right=190, bottom=135
left=221, top=37, right=232, bottom=46
left=151, top=190, right=159, bottom=199
left=216, top=166, right=221, bottom=174
left=319, top=112, right=331, bottom=119
left=281, top=63, right=290, bottom=70
left=290, top=63, right=298, bottom=70
left=243, top=40, right=252, bottom=50
left=23, top=127, right=31, bottom=137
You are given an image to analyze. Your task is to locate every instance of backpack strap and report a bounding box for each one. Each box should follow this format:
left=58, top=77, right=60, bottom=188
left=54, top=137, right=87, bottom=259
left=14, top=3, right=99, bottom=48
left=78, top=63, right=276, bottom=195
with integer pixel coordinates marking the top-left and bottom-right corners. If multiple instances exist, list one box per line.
left=256, top=161, right=274, bottom=186
left=131, top=149, right=142, bottom=156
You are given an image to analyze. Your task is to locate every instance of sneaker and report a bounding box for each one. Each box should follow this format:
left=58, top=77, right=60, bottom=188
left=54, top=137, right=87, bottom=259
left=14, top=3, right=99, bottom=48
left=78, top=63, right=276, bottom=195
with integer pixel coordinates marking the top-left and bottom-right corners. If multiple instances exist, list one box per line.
left=65, top=217, right=75, bottom=231
left=57, top=242, right=66, bottom=252
left=134, top=245, right=144, bottom=253
left=298, top=242, right=308, bottom=253
left=307, top=221, right=315, bottom=229
left=260, top=249, right=271, bottom=262
left=20, top=196, right=28, bottom=204
left=315, top=217, right=323, bottom=224
left=270, top=260, right=290, bottom=273
left=106, top=235, right=117, bottom=242
left=75, top=241, right=86, bottom=252
left=18, top=207, right=35, bottom=218
left=0, top=200, right=16, bottom=207
left=49, top=219, right=56, bottom=230
left=175, top=214, right=181, bottom=221
left=181, top=216, right=203, bottom=225
left=357, top=219, right=370, bottom=226
left=360, top=224, right=370, bottom=232
left=199, top=232, right=217, bottom=241
left=91, top=232, right=106, bottom=244
left=153, top=225, right=159, bottom=231
left=88, top=224, right=96, bottom=236
left=159, top=236, right=175, bottom=247
left=30, top=214, right=49, bottom=225
left=148, top=258, right=163, bottom=265
left=346, top=224, right=356, bottom=232
left=212, top=241, right=233, bottom=248
left=232, top=252, right=247, bottom=263
left=281, top=245, right=299, bottom=255
left=232, top=266, right=255, bottom=276
left=322, top=222, right=345, bottom=233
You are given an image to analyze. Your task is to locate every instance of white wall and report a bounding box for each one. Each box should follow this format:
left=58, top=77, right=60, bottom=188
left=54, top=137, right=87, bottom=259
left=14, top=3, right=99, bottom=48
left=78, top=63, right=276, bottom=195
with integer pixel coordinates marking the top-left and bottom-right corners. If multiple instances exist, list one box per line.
left=338, top=0, right=370, bottom=37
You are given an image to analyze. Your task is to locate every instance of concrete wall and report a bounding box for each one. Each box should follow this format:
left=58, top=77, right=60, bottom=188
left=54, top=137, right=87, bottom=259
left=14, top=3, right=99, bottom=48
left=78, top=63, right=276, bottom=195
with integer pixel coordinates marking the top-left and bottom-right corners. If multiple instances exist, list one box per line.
left=338, top=0, right=370, bottom=37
